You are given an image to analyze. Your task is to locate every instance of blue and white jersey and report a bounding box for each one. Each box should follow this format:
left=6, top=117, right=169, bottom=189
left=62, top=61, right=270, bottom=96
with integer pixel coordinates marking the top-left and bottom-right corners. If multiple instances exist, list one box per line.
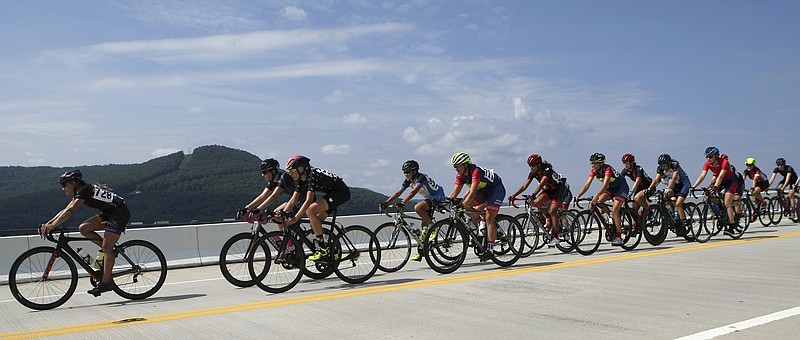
left=401, top=172, right=445, bottom=199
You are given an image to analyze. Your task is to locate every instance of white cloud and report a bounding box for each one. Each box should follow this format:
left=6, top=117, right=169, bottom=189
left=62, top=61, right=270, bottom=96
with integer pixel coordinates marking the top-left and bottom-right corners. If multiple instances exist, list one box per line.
left=370, top=159, right=392, bottom=168
left=325, top=90, right=351, bottom=103
left=151, top=148, right=181, bottom=157
left=342, top=113, right=368, bottom=125
left=320, top=144, right=351, bottom=155
left=282, top=6, right=308, bottom=22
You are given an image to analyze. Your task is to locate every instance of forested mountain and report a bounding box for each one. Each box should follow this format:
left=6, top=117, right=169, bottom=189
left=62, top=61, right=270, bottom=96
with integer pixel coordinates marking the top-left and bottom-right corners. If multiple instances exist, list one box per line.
left=0, top=145, right=388, bottom=236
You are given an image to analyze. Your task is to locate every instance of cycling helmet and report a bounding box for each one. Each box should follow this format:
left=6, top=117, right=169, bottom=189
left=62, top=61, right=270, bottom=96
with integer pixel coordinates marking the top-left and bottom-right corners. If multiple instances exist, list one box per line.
left=657, top=153, right=671, bottom=165
left=285, top=155, right=310, bottom=169
left=259, top=158, right=279, bottom=172
left=704, top=146, right=720, bottom=157
left=589, top=152, right=606, bottom=163
left=527, top=154, right=542, bottom=166
left=621, top=153, right=635, bottom=163
left=59, top=169, right=82, bottom=186
left=402, top=160, right=419, bottom=172
left=745, top=157, right=756, bottom=166
left=451, top=152, right=471, bottom=166
left=776, top=158, right=786, bottom=166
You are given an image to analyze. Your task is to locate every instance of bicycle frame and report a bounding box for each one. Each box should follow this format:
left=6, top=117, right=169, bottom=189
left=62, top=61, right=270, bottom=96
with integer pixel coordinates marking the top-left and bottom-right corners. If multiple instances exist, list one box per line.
left=380, top=204, right=429, bottom=249
left=45, top=228, right=142, bottom=282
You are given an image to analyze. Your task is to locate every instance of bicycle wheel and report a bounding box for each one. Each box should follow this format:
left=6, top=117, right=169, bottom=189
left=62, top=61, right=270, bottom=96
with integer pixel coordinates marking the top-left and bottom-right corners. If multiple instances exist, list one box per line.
left=695, top=203, right=716, bottom=243
left=424, top=219, right=468, bottom=274
left=514, top=212, right=539, bottom=257
left=641, top=205, right=666, bottom=246
left=555, top=210, right=576, bottom=253
left=571, top=210, right=602, bottom=256
left=374, top=222, right=412, bottom=272
left=219, top=232, right=262, bottom=287
left=682, top=203, right=698, bottom=242
left=755, top=198, right=770, bottom=227
left=333, top=225, right=380, bottom=284
left=768, top=197, right=783, bottom=225
left=250, top=231, right=304, bottom=293
left=301, top=227, right=336, bottom=280
left=620, top=211, right=641, bottom=250
left=9, top=247, right=77, bottom=310
left=490, top=214, right=523, bottom=266
left=112, top=239, right=167, bottom=300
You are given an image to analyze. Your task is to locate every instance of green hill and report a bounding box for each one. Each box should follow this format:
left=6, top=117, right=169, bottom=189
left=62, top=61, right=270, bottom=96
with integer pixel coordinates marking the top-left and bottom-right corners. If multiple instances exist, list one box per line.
left=0, top=145, right=388, bottom=236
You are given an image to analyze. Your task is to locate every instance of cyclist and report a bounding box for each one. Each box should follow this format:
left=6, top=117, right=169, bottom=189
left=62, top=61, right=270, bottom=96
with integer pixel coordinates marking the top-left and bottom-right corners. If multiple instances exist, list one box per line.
left=38, top=170, right=130, bottom=296
left=645, top=154, right=692, bottom=235
left=690, top=147, right=740, bottom=235
left=508, top=154, right=572, bottom=247
left=742, top=158, right=769, bottom=212
left=768, top=158, right=798, bottom=220
left=620, top=153, right=653, bottom=214
left=448, top=152, right=506, bottom=261
left=575, top=153, right=630, bottom=246
left=380, top=160, right=446, bottom=261
left=282, top=156, right=351, bottom=261
left=236, top=158, right=294, bottom=220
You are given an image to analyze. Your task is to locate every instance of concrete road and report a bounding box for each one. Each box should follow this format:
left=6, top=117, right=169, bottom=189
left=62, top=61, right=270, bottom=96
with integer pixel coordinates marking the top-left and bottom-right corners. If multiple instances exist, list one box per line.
left=1, top=223, right=799, bottom=340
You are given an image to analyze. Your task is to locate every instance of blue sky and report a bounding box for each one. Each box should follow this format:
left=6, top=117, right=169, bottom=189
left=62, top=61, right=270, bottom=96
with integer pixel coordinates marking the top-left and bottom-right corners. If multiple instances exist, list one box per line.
left=1, top=0, right=798, bottom=196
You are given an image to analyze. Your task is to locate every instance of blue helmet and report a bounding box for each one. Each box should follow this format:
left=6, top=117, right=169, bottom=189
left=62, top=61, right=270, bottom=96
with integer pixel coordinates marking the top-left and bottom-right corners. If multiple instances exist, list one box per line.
left=704, top=146, right=720, bottom=157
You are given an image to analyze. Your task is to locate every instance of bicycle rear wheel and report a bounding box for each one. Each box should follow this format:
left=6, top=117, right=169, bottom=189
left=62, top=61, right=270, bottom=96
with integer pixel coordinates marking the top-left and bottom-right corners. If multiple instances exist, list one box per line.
left=620, top=211, right=641, bottom=250
left=424, top=219, right=467, bottom=274
left=682, top=203, right=698, bottom=241
left=334, top=225, right=380, bottom=284
left=9, top=247, right=77, bottom=310
left=695, top=203, right=716, bottom=243
left=374, top=222, right=412, bottom=272
left=250, top=231, right=304, bottom=293
left=491, top=214, right=523, bottom=266
left=555, top=210, right=576, bottom=253
left=219, top=232, right=262, bottom=287
left=768, top=197, right=783, bottom=225
left=112, top=239, right=167, bottom=300
left=571, top=210, right=602, bottom=256
left=301, top=227, right=335, bottom=280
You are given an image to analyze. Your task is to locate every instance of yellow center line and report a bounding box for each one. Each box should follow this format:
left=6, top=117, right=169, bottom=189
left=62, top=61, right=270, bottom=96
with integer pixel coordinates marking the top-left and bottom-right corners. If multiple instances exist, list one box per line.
left=4, top=230, right=799, bottom=339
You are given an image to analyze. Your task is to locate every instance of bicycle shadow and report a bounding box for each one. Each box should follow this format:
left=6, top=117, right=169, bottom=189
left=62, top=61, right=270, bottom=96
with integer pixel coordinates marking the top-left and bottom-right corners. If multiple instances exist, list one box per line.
left=100, top=293, right=207, bottom=308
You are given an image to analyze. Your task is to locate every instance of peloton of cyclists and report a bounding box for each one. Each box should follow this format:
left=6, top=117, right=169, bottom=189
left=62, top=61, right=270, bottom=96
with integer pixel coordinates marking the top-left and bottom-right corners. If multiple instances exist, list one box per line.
left=508, top=154, right=573, bottom=247
left=380, top=160, right=447, bottom=261
left=575, top=153, right=630, bottom=246
left=448, top=152, right=507, bottom=261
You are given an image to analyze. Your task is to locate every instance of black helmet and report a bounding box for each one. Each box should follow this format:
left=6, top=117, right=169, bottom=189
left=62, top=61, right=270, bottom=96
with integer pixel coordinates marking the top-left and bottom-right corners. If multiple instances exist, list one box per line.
left=776, top=158, right=786, bottom=166
left=589, top=152, right=606, bottom=163
left=402, top=160, right=419, bottom=172
left=59, top=169, right=82, bottom=186
left=285, top=155, right=310, bottom=169
left=259, top=158, right=279, bottom=172
left=658, top=153, right=672, bottom=165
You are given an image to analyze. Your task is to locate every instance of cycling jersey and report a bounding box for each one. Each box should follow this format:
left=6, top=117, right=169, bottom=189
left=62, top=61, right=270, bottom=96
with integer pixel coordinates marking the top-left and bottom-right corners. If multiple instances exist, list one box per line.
left=773, top=165, right=798, bottom=184
left=267, top=172, right=296, bottom=193
left=620, top=163, right=652, bottom=191
left=455, top=164, right=505, bottom=209
left=655, top=161, right=689, bottom=188
left=589, top=164, right=629, bottom=201
left=527, top=161, right=567, bottom=190
left=743, top=167, right=769, bottom=184
left=74, top=184, right=129, bottom=234
left=401, top=172, right=445, bottom=201
left=295, top=167, right=350, bottom=213
left=703, top=158, right=736, bottom=181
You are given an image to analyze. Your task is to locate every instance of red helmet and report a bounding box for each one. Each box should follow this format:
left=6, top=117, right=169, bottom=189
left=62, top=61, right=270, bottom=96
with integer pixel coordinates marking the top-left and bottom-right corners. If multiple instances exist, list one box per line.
left=527, top=154, right=542, bottom=166
left=621, top=153, right=635, bottom=163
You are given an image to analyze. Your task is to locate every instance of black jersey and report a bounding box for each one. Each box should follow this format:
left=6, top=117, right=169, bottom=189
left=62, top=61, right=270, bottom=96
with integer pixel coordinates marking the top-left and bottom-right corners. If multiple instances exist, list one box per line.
left=620, top=164, right=653, bottom=189
left=773, top=165, right=798, bottom=183
left=74, top=184, right=125, bottom=214
left=296, top=167, right=347, bottom=194
left=527, top=161, right=566, bottom=190
left=266, top=172, right=296, bottom=193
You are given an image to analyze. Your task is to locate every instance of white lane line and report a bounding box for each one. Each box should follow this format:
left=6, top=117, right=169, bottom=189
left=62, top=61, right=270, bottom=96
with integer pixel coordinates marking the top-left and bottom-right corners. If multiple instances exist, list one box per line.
left=676, top=306, right=800, bottom=340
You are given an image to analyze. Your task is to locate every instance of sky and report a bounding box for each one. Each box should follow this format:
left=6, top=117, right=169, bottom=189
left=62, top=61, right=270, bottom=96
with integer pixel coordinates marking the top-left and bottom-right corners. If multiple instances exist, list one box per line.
left=1, top=0, right=799, bottom=196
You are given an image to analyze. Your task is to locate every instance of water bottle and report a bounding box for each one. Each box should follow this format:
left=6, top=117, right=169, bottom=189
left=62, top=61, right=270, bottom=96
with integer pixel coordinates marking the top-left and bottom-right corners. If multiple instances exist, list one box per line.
left=478, top=220, right=486, bottom=236
left=711, top=203, right=721, bottom=215
left=76, top=248, right=93, bottom=265
left=672, top=210, right=678, bottom=220
left=409, top=222, right=420, bottom=236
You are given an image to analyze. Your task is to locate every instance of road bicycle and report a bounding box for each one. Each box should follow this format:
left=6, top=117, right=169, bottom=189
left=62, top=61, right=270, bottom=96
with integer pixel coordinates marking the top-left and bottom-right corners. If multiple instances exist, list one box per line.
left=737, top=190, right=772, bottom=227
left=246, top=210, right=380, bottom=293
left=570, top=197, right=641, bottom=255
left=693, top=188, right=747, bottom=242
left=375, top=203, right=443, bottom=272
left=8, top=227, right=167, bottom=310
left=424, top=198, right=524, bottom=274
left=640, top=189, right=698, bottom=245
left=219, top=212, right=333, bottom=287
left=767, top=187, right=799, bottom=224
left=512, top=195, right=575, bottom=255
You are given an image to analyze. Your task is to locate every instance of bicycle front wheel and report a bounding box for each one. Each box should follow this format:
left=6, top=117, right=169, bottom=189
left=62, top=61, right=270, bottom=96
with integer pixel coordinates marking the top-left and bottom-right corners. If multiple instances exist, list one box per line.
left=9, top=246, right=78, bottom=310
left=374, top=222, right=412, bottom=272
left=112, top=239, right=167, bottom=300
left=514, top=212, right=539, bottom=257
left=334, top=225, right=380, bottom=284
left=250, top=231, right=304, bottom=293
left=695, top=203, right=716, bottom=243
left=571, top=211, right=602, bottom=256
left=620, top=211, right=641, bottom=251
left=219, top=232, right=261, bottom=287
left=768, top=197, right=783, bottom=225
left=491, top=214, right=523, bottom=266
left=424, top=219, right=468, bottom=274
left=641, top=205, right=666, bottom=246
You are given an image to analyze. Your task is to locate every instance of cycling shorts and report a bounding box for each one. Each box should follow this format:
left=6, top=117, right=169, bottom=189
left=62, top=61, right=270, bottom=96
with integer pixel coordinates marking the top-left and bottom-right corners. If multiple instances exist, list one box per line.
left=543, top=183, right=571, bottom=209
left=322, top=185, right=351, bottom=215
left=474, top=181, right=506, bottom=212
left=98, top=205, right=131, bottom=235
left=753, top=180, right=769, bottom=193
left=605, top=182, right=630, bottom=202
left=673, top=181, right=691, bottom=197
left=720, top=178, right=739, bottom=195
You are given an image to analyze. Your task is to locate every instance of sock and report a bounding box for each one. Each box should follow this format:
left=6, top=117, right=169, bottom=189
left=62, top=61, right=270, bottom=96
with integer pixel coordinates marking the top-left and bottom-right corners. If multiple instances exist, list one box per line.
left=487, top=242, right=494, bottom=252
left=316, top=236, right=327, bottom=248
